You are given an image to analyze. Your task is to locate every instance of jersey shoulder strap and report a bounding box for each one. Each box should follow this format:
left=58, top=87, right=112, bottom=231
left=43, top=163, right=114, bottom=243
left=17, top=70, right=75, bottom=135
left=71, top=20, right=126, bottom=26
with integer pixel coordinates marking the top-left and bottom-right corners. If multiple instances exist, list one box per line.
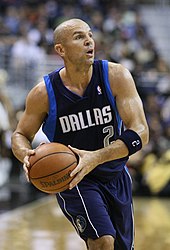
left=99, top=60, right=123, bottom=135
left=42, top=72, right=58, bottom=141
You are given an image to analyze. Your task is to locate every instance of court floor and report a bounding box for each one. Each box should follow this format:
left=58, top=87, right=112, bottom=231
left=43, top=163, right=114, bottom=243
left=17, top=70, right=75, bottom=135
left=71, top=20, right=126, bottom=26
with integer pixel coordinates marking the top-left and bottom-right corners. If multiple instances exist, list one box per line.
left=0, top=195, right=170, bottom=250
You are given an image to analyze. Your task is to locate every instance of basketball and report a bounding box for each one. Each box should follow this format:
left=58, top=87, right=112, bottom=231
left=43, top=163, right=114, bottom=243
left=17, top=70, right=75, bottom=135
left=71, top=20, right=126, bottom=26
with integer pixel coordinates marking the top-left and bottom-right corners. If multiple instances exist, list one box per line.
left=28, top=143, right=78, bottom=194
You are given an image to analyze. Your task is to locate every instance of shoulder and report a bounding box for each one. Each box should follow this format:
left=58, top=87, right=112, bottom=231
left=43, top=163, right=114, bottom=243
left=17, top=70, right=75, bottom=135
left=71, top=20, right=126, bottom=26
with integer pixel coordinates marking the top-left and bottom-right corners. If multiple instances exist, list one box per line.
left=26, top=81, right=48, bottom=113
left=27, top=81, right=48, bottom=101
left=108, top=62, right=132, bottom=81
left=107, top=62, right=136, bottom=97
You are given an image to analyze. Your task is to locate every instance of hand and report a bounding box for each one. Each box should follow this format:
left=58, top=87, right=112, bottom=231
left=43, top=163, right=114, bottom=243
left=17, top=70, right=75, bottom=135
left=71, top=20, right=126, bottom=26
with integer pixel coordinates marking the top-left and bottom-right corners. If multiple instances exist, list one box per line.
left=23, top=149, right=35, bottom=182
left=68, top=145, right=100, bottom=190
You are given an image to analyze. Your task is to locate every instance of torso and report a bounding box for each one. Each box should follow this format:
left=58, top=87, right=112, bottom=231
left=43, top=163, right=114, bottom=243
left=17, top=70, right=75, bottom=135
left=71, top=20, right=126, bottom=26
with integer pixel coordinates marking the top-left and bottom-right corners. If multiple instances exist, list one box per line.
left=42, top=60, right=128, bottom=181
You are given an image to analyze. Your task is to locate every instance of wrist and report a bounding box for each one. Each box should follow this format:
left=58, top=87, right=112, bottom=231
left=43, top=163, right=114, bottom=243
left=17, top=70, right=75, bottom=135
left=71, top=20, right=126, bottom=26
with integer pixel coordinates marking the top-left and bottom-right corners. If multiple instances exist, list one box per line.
left=117, top=129, right=142, bottom=156
left=14, top=147, right=32, bottom=163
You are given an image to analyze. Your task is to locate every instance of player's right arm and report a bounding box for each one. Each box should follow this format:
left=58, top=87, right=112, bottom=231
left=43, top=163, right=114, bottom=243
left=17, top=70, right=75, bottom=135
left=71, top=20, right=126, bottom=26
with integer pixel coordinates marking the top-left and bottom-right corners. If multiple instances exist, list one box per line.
left=11, top=81, right=49, bottom=164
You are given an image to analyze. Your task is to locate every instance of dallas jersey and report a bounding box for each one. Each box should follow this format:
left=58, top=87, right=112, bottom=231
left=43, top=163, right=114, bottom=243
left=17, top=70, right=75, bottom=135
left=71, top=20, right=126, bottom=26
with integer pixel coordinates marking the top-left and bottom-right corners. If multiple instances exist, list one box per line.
left=42, top=60, right=129, bottom=182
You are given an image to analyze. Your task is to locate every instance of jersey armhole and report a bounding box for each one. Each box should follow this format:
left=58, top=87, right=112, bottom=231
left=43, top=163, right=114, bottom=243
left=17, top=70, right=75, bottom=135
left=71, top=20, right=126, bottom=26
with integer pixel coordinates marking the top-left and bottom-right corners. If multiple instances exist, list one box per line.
left=42, top=75, right=57, bottom=141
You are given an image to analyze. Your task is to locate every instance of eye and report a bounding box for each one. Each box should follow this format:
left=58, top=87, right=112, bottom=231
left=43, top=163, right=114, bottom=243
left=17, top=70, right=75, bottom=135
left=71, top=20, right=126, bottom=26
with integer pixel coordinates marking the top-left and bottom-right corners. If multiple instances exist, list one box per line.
left=74, top=35, right=83, bottom=40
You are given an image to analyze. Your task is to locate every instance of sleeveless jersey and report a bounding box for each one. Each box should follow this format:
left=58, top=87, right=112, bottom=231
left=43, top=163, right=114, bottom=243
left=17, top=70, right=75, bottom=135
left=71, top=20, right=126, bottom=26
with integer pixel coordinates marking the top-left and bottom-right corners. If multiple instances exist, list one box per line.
left=42, top=60, right=128, bottom=182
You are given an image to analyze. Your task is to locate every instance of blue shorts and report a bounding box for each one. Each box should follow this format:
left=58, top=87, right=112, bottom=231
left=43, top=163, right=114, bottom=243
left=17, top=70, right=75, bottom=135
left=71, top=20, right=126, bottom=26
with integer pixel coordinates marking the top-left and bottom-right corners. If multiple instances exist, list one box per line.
left=56, top=166, right=134, bottom=250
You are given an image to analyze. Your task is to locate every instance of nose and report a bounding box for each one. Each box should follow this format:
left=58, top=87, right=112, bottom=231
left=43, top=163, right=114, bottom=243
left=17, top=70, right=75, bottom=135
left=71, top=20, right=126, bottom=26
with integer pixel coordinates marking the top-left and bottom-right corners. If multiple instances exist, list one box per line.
left=84, top=35, right=93, bottom=46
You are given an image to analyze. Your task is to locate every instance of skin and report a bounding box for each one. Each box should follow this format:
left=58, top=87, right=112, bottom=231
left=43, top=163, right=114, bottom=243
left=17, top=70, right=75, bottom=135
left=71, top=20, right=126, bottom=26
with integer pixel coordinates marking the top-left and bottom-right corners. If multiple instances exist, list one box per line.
left=11, top=19, right=149, bottom=250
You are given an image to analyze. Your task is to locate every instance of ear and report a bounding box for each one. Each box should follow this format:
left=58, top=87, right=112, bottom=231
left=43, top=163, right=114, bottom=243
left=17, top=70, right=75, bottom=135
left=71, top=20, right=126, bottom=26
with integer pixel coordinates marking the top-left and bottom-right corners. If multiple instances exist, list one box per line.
left=54, top=44, right=65, bottom=57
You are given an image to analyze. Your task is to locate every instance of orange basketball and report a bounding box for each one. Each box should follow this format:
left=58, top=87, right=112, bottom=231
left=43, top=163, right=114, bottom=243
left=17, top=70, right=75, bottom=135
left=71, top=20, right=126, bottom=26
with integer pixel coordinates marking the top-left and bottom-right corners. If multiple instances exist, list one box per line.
left=28, top=143, right=78, bottom=194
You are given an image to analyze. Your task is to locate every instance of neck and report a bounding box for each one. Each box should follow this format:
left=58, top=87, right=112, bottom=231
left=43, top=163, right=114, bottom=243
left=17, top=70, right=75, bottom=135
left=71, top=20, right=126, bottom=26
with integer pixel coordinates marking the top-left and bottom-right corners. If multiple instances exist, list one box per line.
left=60, top=63, right=93, bottom=95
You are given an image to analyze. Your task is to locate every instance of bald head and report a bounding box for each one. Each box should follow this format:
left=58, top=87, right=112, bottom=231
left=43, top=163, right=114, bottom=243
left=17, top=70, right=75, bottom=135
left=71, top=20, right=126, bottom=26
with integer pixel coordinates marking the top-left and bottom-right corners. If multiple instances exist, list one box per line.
left=53, top=19, right=90, bottom=45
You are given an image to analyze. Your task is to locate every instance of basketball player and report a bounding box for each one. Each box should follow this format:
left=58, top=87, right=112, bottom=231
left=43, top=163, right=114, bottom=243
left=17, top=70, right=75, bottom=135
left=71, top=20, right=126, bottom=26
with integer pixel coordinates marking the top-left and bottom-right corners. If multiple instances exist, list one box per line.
left=11, top=19, right=149, bottom=250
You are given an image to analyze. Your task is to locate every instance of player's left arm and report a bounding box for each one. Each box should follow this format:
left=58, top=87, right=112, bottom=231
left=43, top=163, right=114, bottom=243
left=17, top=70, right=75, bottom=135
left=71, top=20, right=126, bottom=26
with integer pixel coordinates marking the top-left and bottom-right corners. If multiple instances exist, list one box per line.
left=92, top=62, right=149, bottom=162
left=109, top=62, right=149, bottom=147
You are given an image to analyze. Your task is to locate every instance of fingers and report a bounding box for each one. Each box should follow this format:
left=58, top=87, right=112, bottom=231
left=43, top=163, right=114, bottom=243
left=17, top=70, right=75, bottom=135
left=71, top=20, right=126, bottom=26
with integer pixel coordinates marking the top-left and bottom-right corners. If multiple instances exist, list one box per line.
left=70, top=161, right=83, bottom=177
left=68, top=145, right=80, bottom=156
left=69, top=157, right=86, bottom=189
left=23, top=149, right=35, bottom=182
left=68, top=145, right=81, bottom=177
left=23, top=162, right=30, bottom=182
left=68, top=145, right=96, bottom=190
left=69, top=169, right=84, bottom=190
left=68, top=145, right=88, bottom=189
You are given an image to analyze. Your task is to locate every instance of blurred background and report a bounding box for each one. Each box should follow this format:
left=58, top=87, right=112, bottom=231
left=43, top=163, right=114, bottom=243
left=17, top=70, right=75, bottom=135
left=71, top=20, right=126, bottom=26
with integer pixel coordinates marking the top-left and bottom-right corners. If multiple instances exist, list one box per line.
left=0, top=0, right=170, bottom=213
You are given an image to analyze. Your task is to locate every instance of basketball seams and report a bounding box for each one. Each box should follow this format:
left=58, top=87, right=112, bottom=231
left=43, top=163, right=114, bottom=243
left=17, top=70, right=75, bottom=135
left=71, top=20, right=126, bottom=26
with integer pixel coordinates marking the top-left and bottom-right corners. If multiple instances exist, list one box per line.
left=30, top=151, right=75, bottom=167
left=30, top=161, right=77, bottom=179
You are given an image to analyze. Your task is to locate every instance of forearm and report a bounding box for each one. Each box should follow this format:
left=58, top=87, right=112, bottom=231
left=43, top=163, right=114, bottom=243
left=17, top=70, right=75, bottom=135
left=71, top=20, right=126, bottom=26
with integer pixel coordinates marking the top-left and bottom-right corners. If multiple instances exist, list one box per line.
left=97, top=124, right=149, bottom=166
left=11, top=132, right=33, bottom=163
left=95, top=139, right=129, bottom=165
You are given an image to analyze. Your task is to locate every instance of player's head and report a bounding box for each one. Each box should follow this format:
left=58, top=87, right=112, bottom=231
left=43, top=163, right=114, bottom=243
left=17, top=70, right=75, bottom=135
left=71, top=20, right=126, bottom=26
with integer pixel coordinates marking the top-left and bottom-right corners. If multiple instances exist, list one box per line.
left=53, top=18, right=95, bottom=65
left=54, top=19, right=92, bottom=45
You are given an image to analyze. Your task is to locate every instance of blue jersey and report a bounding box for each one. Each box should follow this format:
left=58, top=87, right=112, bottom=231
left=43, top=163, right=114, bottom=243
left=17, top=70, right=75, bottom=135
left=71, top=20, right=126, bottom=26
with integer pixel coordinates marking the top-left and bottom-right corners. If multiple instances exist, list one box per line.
left=42, top=60, right=128, bottom=181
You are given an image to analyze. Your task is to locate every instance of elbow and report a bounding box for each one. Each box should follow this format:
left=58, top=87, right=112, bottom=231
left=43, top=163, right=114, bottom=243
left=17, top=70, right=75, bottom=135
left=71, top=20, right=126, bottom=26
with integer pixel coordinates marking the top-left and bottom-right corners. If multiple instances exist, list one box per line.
left=11, top=131, right=19, bottom=155
left=141, top=124, right=149, bottom=147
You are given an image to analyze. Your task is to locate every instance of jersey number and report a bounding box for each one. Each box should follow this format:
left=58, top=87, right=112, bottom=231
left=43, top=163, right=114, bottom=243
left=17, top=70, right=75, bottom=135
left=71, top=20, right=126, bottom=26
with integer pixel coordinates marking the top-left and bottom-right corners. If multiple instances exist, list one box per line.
left=103, top=125, right=114, bottom=147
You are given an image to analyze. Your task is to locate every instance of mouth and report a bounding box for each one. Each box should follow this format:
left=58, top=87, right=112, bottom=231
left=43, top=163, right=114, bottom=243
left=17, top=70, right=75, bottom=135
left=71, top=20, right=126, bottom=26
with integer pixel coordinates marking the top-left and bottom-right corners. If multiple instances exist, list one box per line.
left=86, top=49, right=94, bottom=57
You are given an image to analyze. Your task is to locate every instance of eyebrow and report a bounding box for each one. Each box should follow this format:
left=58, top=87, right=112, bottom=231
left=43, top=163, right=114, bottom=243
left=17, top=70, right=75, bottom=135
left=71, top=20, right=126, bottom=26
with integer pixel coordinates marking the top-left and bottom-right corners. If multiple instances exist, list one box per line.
left=73, top=29, right=92, bottom=36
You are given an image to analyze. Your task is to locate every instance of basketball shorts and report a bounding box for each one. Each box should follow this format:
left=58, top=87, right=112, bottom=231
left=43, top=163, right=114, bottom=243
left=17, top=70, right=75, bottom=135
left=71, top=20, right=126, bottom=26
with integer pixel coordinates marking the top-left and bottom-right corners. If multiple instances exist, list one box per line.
left=56, top=166, right=134, bottom=250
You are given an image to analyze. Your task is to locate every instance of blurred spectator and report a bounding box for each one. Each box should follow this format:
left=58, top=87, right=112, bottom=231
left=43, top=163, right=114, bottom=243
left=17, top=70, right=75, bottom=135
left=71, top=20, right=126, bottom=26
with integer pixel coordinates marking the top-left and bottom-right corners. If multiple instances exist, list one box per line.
left=142, top=149, right=170, bottom=197
left=9, top=24, right=47, bottom=87
left=3, top=6, right=20, bottom=35
left=0, top=69, right=17, bottom=187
